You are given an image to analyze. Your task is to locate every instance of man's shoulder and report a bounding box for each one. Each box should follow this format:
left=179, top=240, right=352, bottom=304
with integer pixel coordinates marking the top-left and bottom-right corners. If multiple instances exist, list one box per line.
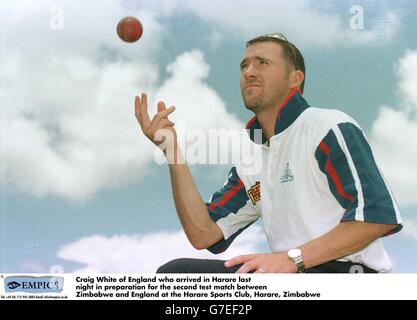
left=303, top=106, right=360, bottom=129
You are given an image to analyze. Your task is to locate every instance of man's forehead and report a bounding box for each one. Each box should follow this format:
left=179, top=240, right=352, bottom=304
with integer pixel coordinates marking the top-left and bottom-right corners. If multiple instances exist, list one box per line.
left=242, top=41, right=283, bottom=59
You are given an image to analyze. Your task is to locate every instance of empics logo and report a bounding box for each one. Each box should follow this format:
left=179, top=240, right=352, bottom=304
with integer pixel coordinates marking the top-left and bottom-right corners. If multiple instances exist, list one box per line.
left=6, top=281, right=21, bottom=290
left=4, top=276, right=64, bottom=293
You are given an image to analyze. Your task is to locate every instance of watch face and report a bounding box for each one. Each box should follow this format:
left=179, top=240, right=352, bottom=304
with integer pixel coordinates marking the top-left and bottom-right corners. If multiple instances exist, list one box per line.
left=288, top=248, right=301, bottom=259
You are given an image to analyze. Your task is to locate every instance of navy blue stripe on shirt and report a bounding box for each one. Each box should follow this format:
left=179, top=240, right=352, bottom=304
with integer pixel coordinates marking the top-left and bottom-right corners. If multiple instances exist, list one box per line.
left=315, top=129, right=358, bottom=211
left=338, top=122, right=401, bottom=229
left=245, top=90, right=310, bottom=144
left=274, top=90, right=310, bottom=135
left=206, top=167, right=253, bottom=253
left=206, top=167, right=249, bottom=222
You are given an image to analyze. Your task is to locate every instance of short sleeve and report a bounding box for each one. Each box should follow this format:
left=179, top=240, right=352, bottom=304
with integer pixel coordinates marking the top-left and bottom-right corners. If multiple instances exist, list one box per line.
left=206, top=166, right=260, bottom=253
left=314, top=122, right=402, bottom=236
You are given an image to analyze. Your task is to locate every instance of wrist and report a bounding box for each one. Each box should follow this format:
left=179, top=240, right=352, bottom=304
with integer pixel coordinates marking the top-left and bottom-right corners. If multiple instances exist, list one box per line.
left=287, top=248, right=306, bottom=273
left=164, top=143, right=184, bottom=165
left=286, top=258, right=298, bottom=273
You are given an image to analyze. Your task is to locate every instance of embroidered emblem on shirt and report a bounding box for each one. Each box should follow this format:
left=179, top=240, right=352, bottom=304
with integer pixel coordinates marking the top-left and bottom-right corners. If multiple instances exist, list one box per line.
left=247, top=181, right=261, bottom=205
left=280, top=162, right=294, bottom=183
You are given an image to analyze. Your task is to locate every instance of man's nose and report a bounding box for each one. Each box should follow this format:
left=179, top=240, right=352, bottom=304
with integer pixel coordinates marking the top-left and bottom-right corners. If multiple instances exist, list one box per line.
left=243, top=63, right=257, bottom=80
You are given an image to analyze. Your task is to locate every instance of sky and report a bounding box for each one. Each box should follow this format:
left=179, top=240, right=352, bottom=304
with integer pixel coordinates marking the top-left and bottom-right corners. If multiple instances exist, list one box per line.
left=1, top=0, right=416, bottom=274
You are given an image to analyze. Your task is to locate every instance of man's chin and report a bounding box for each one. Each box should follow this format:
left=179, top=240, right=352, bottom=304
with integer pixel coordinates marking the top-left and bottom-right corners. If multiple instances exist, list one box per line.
left=244, top=102, right=260, bottom=111
left=242, top=92, right=263, bottom=110
left=243, top=97, right=260, bottom=110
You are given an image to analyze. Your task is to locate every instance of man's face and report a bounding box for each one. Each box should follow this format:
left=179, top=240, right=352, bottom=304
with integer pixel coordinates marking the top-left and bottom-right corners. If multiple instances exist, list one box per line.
left=240, top=41, right=291, bottom=112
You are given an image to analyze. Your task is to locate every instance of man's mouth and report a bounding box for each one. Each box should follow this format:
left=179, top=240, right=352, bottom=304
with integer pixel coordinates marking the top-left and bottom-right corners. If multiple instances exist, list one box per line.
left=245, top=84, right=261, bottom=89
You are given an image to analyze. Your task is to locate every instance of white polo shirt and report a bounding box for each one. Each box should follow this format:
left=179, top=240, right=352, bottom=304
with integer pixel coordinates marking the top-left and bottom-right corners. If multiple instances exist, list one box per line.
left=206, top=89, right=402, bottom=272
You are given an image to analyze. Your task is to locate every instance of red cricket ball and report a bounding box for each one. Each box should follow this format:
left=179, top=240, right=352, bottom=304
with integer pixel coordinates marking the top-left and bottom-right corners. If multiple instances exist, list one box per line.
left=117, top=16, right=143, bottom=43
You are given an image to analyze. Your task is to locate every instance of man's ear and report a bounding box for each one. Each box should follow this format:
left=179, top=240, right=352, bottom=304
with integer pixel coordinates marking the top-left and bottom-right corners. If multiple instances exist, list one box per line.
left=289, top=70, right=304, bottom=90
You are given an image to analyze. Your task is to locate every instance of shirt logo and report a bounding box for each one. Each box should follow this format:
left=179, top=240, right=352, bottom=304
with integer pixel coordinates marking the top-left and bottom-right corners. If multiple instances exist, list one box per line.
left=247, top=181, right=260, bottom=204
left=280, top=162, right=294, bottom=183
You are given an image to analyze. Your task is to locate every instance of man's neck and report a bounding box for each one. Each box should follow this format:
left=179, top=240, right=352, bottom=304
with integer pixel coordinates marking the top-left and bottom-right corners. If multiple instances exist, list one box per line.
left=255, top=90, right=291, bottom=140
left=255, top=108, right=278, bottom=141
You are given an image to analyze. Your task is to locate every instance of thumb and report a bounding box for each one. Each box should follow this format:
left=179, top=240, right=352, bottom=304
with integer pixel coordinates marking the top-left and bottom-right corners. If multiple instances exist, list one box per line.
left=157, top=101, right=166, bottom=113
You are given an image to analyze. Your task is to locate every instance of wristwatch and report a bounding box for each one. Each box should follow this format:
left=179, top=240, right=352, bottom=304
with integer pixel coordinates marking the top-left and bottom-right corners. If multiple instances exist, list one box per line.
left=287, top=248, right=305, bottom=273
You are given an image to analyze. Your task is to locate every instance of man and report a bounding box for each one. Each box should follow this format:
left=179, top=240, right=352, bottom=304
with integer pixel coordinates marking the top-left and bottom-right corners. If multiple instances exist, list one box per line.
left=135, top=33, right=402, bottom=273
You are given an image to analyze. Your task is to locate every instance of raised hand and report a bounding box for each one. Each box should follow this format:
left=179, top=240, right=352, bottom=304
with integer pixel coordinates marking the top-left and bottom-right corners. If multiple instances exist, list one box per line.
left=135, top=93, right=177, bottom=150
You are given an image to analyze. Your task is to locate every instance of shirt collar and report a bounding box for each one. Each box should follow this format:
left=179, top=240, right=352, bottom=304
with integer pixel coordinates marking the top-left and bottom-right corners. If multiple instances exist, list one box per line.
left=245, top=88, right=310, bottom=144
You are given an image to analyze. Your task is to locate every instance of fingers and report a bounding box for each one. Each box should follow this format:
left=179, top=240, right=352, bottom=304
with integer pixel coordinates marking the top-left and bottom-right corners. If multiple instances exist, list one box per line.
left=236, top=261, right=258, bottom=274
left=151, top=106, right=175, bottom=129
left=225, top=254, right=256, bottom=268
left=225, top=254, right=264, bottom=274
left=254, top=269, right=266, bottom=274
left=135, top=93, right=151, bottom=127
left=153, top=106, right=176, bottom=120
left=157, top=101, right=167, bottom=113
left=135, top=96, right=141, bottom=121
left=135, top=93, right=176, bottom=144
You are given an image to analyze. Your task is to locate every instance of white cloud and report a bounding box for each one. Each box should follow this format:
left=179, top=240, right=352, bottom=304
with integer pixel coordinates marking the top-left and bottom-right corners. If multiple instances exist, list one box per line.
left=370, top=50, right=417, bottom=207
left=57, top=225, right=266, bottom=273
left=375, top=10, right=401, bottom=41
left=397, top=50, right=417, bottom=110
left=152, top=50, right=256, bottom=170
left=155, top=50, right=243, bottom=149
left=179, top=0, right=397, bottom=48
left=1, top=1, right=242, bottom=201
left=207, top=30, right=224, bottom=51
left=2, top=57, right=158, bottom=201
left=0, top=0, right=162, bottom=201
left=401, top=218, right=417, bottom=241
left=122, top=1, right=399, bottom=48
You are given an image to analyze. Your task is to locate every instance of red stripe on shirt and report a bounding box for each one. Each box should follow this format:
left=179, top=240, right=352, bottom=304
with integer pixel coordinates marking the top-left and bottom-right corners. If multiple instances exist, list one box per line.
left=245, top=115, right=257, bottom=129
left=319, top=141, right=355, bottom=202
left=209, top=177, right=244, bottom=211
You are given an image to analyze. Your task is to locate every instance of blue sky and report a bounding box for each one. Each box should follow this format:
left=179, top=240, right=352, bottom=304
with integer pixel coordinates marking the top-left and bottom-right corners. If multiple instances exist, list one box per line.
left=1, top=0, right=417, bottom=273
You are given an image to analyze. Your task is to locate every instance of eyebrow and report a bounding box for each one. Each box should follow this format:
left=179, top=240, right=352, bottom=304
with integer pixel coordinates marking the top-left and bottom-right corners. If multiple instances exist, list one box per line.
left=240, top=56, right=272, bottom=69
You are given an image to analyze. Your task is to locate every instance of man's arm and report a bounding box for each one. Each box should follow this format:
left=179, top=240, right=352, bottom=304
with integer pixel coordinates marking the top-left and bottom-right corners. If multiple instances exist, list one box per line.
left=168, top=160, right=224, bottom=250
left=225, top=221, right=397, bottom=273
left=299, top=221, right=395, bottom=269
left=135, top=93, right=223, bottom=250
